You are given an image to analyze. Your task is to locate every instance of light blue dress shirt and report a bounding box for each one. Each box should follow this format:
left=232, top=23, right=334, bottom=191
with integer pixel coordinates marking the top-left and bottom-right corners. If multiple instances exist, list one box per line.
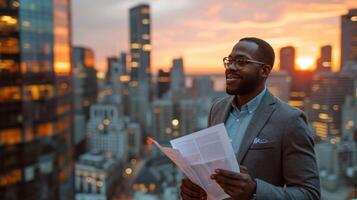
left=225, top=87, right=267, bottom=154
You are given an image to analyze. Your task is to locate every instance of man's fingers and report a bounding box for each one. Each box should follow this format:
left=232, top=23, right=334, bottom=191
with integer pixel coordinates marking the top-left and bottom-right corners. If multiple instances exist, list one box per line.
left=182, top=178, right=203, bottom=192
left=213, top=169, right=246, bottom=181
left=240, top=165, right=249, bottom=174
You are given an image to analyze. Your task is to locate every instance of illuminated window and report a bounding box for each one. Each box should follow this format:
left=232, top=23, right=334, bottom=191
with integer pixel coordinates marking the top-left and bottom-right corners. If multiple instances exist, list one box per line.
left=0, top=128, right=21, bottom=146
left=37, top=122, right=54, bottom=138
left=25, top=128, right=35, bottom=142
left=131, top=43, right=141, bottom=49
left=0, top=37, right=19, bottom=54
left=131, top=62, right=139, bottom=68
left=141, top=34, right=150, bottom=40
left=0, top=169, right=22, bottom=186
left=0, top=86, right=21, bottom=102
left=0, top=59, right=18, bottom=73
left=141, top=7, right=150, bottom=14
left=119, top=75, right=130, bottom=82
left=319, top=113, right=329, bottom=120
left=142, top=19, right=150, bottom=25
left=312, top=104, right=320, bottom=110
left=53, top=0, right=71, bottom=74
left=142, top=44, right=151, bottom=51
left=24, top=85, right=54, bottom=101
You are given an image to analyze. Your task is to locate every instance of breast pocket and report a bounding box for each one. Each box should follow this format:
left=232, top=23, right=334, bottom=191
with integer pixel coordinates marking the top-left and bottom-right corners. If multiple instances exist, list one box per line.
left=249, top=142, right=276, bottom=150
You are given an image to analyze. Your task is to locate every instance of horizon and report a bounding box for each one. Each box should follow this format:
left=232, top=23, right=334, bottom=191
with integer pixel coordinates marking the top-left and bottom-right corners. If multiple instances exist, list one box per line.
left=72, top=1, right=357, bottom=74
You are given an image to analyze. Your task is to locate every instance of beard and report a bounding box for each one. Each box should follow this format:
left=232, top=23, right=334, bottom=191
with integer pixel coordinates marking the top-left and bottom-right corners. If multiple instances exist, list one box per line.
left=226, top=71, right=263, bottom=95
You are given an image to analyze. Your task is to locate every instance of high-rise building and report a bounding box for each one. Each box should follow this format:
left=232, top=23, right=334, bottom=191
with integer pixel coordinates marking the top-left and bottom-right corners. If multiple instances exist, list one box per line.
left=129, top=3, right=151, bottom=86
left=266, top=70, right=291, bottom=102
left=279, top=46, right=295, bottom=74
left=317, top=45, right=332, bottom=72
left=170, top=58, right=185, bottom=90
left=309, top=72, right=354, bottom=141
left=129, top=4, right=151, bottom=132
left=0, top=1, right=74, bottom=199
left=280, top=46, right=312, bottom=109
left=341, top=9, right=357, bottom=68
left=341, top=79, right=357, bottom=140
left=157, top=69, right=170, bottom=98
left=72, top=47, right=98, bottom=158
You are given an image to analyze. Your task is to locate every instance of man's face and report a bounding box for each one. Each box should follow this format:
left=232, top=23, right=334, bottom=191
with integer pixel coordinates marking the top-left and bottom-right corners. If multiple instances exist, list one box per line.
left=225, top=41, right=265, bottom=95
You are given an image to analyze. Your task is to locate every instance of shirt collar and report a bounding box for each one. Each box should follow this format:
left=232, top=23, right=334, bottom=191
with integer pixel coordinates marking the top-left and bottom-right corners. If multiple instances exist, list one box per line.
left=231, top=87, right=267, bottom=113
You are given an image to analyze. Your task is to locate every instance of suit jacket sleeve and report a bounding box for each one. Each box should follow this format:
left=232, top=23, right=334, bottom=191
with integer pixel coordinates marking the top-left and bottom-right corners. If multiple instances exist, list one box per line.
left=256, top=113, right=320, bottom=200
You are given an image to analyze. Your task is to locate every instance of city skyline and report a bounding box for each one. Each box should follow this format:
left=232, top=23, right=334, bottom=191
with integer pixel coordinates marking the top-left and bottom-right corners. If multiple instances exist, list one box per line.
left=73, top=0, right=357, bottom=74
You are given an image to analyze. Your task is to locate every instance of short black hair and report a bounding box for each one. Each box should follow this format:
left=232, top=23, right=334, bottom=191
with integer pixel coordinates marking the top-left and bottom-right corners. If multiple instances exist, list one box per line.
left=239, top=37, right=275, bottom=68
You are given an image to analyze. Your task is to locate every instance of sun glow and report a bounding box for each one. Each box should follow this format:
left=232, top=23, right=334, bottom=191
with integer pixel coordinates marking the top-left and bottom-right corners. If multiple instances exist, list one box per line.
left=297, top=57, right=314, bottom=70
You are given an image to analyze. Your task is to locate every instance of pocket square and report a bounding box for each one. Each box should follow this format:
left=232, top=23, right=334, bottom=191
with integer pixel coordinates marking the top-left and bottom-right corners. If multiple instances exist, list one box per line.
left=253, top=137, right=270, bottom=144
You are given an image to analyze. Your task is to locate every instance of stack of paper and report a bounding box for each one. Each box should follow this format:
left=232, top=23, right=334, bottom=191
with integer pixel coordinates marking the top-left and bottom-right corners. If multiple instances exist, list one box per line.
left=150, top=123, right=240, bottom=200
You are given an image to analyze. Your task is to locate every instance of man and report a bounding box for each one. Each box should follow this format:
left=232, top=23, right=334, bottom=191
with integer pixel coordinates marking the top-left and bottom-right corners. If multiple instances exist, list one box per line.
left=180, top=37, right=320, bottom=200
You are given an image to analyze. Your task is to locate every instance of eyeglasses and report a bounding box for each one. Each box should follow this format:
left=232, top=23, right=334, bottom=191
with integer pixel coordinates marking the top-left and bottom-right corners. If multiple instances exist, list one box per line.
left=223, top=56, right=269, bottom=70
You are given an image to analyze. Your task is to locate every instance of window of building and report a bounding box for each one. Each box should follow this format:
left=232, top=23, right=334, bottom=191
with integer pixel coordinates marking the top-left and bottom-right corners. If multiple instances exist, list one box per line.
left=0, top=128, right=21, bottom=146
left=0, top=37, right=19, bottom=54
left=0, top=169, right=22, bottom=186
left=0, top=59, right=19, bottom=73
left=36, top=122, right=54, bottom=138
left=24, top=84, right=54, bottom=101
left=0, top=86, right=21, bottom=102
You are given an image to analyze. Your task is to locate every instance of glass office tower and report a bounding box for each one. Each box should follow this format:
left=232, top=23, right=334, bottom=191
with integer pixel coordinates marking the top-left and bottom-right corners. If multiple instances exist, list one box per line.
left=0, top=0, right=74, bottom=199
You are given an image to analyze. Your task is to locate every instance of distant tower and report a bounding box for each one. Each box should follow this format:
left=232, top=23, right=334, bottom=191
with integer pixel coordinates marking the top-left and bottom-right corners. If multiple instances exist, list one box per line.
left=317, top=45, right=332, bottom=72
left=341, top=9, right=357, bottom=68
left=170, top=58, right=186, bottom=90
left=129, top=4, right=152, bottom=132
left=279, top=46, right=295, bottom=74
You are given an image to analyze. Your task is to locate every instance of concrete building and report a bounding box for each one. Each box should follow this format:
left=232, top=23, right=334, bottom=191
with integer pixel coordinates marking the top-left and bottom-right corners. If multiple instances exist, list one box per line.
left=75, top=152, right=121, bottom=200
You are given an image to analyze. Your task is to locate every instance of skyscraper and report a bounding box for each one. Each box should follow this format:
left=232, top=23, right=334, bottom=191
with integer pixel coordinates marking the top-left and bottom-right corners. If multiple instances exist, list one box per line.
left=279, top=46, right=295, bottom=74
left=129, top=4, right=151, bottom=132
left=0, top=0, right=74, bottom=199
left=72, top=47, right=98, bottom=158
left=170, top=58, right=185, bottom=90
left=341, top=9, right=357, bottom=68
left=280, top=46, right=312, bottom=109
left=309, top=72, right=354, bottom=141
left=129, top=3, right=151, bottom=86
left=317, top=45, right=332, bottom=72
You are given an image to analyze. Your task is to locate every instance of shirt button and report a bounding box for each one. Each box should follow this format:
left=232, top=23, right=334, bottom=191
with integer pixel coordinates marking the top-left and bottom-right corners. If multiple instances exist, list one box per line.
left=236, top=119, right=240, bottom=122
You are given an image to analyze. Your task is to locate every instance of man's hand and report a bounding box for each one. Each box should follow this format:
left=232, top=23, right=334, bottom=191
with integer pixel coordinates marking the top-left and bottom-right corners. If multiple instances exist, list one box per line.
left=210, top=165, right=256, bottom=200
left=180, top=177, right=207, bottom=200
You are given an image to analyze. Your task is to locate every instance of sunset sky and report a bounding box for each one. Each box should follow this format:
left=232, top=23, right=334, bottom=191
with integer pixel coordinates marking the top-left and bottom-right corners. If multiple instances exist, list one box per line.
left=72, top=0, right=357, bottom=74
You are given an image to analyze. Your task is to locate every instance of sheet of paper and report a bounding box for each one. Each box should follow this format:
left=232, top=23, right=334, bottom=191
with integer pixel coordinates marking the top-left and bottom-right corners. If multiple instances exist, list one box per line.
left=170, top=123, right=240, bottom=200
left=150, top=139, right=202, bottom=186
left=151, top=123, right=239, bottom=200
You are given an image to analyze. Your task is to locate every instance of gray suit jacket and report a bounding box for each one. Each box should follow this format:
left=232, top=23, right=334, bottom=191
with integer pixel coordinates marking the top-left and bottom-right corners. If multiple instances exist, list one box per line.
left=208, top=90, right=320, bottom=200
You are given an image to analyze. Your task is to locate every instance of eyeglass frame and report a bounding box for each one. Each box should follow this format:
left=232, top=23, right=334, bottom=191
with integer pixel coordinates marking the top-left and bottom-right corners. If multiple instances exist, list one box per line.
left=223, top=56, right=270, bottom=70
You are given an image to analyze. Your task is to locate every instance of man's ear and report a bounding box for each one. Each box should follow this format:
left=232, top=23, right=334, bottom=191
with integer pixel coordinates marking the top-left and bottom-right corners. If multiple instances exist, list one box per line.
left=260, top=65, right=271, bottom=78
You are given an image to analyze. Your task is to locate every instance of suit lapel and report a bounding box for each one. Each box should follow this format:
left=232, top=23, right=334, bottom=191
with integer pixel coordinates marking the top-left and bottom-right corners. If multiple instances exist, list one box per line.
left=214, top=96, right=235, bottom=124
left=236, top=91, right=277, bottom=164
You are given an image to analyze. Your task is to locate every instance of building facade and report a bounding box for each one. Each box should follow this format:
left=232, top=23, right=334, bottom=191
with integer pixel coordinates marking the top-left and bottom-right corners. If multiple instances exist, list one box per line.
left=341, top=9, right=357, bottom=68
left=0, top=0, right=74, bottom=199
